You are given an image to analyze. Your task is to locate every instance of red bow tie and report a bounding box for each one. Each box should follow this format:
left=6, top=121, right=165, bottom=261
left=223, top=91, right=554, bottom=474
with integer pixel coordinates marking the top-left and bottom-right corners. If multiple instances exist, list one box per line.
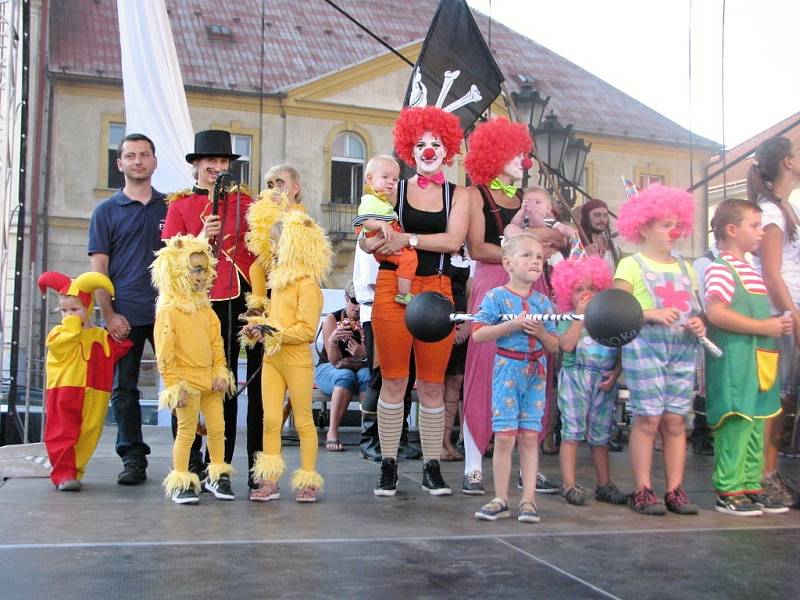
left=417, top=172, right=446, bottom=189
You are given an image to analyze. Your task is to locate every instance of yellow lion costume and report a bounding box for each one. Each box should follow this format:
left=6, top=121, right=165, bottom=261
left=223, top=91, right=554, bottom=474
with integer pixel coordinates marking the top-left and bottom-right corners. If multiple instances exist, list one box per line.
left=151, top=235, right=237, bottom=503
left=246, top=210, right=333, bottom=503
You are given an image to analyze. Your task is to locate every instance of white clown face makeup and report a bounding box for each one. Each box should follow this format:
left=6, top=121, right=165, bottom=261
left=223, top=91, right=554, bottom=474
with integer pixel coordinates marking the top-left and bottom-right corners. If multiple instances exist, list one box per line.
left=501, top=153, right=526, bottom=183
left=413, top=132, right=446, bottom=175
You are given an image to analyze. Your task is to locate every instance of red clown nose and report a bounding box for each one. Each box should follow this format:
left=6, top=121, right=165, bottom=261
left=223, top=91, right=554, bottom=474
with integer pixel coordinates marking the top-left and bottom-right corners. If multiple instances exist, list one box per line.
left=669, top=228, right=682, bottom=240
left=521, top=157, right=533, bottom=170
left=422, top=148, right=436, bottom=160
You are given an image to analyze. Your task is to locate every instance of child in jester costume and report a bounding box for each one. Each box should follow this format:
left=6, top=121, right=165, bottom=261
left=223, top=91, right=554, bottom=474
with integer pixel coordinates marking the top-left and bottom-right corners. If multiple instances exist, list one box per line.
left=39, top=271, right=133, bottom=491
left=151, top=235, right=237, bottom=504
left=243, top=209, right=332, bottom=503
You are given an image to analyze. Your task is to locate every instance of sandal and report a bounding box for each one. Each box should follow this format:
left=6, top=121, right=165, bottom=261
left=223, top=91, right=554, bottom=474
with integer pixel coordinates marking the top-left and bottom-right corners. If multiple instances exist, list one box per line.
left=440, top=449, right=464, bottom=462
left=325, top=439, right=346, bottom=452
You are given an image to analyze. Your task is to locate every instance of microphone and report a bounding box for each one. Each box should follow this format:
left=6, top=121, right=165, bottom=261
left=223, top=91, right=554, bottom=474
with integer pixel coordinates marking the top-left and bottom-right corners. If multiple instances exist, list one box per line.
left=212, top=172, right=238, bottom=216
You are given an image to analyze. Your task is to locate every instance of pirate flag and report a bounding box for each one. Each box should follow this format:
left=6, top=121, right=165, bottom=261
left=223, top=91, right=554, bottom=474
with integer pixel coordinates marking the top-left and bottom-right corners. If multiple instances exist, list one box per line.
left=403, top=0, right=505, bottom=132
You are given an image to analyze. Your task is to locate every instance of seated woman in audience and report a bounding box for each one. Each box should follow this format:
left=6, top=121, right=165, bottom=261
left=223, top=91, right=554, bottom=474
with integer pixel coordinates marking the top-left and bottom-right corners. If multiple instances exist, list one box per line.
left=314, top=282, right=369, bottom=452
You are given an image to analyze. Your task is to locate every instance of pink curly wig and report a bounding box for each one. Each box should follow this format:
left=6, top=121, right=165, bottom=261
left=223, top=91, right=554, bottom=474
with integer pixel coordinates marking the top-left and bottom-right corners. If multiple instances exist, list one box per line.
left=616, top=184, right=695, bottom=244
left=551, top=256, right=613, bottom=312
left=464, top=117, right=533, bottom=185
left=393, top=107, right=463, bottom=168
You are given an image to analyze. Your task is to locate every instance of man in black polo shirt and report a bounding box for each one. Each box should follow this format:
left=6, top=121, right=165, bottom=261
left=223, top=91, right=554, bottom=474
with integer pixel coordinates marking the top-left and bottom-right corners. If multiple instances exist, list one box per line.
left=88, top=133, right=167, bottom=485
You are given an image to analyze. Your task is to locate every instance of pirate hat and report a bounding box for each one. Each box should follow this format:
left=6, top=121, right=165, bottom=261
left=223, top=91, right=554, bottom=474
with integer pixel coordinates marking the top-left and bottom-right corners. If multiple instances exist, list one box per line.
left=185, top=129, right=240, bottom=163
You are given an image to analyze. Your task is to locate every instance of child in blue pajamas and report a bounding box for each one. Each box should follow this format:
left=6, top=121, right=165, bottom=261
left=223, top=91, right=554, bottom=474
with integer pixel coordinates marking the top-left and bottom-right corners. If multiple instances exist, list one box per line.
left=614, top=185, right=707, bottom=516
left=471, top=233, right=559, bottom=523
left=551, top=256, right=629, bottom=507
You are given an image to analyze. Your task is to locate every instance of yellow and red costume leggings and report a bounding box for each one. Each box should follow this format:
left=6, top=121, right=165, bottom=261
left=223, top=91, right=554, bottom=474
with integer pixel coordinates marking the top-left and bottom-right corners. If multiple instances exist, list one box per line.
left=251, top=352, right=323, bottom=490
left=45, top=387, right=110, bottom=486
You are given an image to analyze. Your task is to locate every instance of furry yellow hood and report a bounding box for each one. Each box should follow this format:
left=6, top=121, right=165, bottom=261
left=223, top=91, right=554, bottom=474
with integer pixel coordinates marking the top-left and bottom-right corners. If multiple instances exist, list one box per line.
left=151, top=235, right=216, bottom=313
left=245, top=193, right=285, bottom=268
left=269, top=211, right=332, bottom=290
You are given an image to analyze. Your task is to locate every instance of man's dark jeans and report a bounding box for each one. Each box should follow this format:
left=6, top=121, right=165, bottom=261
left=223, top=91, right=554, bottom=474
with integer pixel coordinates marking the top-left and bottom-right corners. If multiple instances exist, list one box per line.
left=111, top=324, right=153, bottom=468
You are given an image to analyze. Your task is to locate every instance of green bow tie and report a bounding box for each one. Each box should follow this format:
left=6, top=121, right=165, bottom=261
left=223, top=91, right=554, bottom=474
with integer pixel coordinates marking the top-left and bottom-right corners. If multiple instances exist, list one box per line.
left=490, top=179, right=518, bottom=198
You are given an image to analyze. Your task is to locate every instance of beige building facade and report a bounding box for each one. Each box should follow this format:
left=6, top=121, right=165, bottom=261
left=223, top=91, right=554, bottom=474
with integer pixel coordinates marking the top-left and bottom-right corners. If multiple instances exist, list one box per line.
left=45, top=43, right=714, bottom=287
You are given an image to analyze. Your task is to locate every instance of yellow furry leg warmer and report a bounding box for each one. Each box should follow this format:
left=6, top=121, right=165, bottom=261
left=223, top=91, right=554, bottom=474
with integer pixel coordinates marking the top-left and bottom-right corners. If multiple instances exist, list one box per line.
left=291, top=469, right=324, bottom=491
left=162, top=470, right=201, bottom=498
left=250, top=452, right=285, bottom=483
left=207, top=463, right=234, bottom=483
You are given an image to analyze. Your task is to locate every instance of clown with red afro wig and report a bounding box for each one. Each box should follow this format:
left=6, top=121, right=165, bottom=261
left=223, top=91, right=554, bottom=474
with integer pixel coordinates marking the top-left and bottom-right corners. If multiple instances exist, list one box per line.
left=464, top=117, right=533, bottom=185
left=551, top=256, right=613, bottom=313
left=616, top=184, right=695, bottom=244
left=393, top=106, right=463, bottom=168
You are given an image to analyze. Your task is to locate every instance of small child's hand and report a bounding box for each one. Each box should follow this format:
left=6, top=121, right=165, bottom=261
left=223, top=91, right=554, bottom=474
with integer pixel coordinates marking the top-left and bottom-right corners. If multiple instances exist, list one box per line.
left=575, top=293, right=592, bottom=314
left=454, top=321, right=470, bottom=345
left=521, top=318, right=545, bottom=338
left=509, top=311, right=527, bottom=332
left=686, top=316, right=706, bottom=338
left=647, top=307, right=681, bottom=325
left=554, top=222, right=577, bottom=239
left=381, top=222, right=395, bottom=241
left=242, top=323, right=264, bottom=342
left=764, top=315, right=793, bottom=338
left=176, top=388, right=188, bottom=409
left=599, top=369, right=618, bottom=391
left=212, top=377, right=228, bottom=392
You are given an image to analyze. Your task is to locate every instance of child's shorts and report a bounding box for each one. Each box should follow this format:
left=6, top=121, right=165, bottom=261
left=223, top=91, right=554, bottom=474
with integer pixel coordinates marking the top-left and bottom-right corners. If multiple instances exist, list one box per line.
left=622, top=324, right=698, bottom=417
left=557, top=367, right=617, bottom=445
left=491, top=357, right=545, bottom=433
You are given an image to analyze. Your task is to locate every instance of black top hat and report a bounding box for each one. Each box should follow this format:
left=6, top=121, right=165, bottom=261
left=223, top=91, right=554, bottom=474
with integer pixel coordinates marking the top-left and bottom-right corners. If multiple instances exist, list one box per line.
left=185, top=129, right=241, bottom=163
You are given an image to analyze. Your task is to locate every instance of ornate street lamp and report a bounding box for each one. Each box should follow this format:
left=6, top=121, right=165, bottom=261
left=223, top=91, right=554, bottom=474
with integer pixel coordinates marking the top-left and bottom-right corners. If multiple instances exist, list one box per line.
left=561, top=135, right=592, bottom=203
left=511, top=83, right=550, bottom=130
left=534, top=110, right=572, bottom=175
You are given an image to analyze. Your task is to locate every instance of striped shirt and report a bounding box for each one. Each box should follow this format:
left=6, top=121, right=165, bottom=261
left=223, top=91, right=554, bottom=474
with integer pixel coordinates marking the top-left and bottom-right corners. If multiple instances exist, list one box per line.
left=704, top=252, right=767, bottom=304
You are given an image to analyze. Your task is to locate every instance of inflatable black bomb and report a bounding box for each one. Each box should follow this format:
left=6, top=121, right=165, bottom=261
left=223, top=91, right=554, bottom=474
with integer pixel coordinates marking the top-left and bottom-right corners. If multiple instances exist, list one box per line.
left=404, top=288, right=643, bottom=347
left=403, top=291, right=458, bottom=343
left=582, top=288, right=644, bottom=347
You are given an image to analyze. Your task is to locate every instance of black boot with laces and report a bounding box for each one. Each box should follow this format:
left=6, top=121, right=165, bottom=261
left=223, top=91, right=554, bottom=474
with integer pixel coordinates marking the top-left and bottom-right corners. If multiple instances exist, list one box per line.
left=422, top=459, right=451, bottom=496
left=374, top=458, right=398, bottom=497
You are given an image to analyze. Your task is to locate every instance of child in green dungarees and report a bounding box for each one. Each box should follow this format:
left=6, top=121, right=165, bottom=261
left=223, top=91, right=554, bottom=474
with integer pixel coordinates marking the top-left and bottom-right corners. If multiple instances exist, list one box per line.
left=704, top=199, right=793, bottom=516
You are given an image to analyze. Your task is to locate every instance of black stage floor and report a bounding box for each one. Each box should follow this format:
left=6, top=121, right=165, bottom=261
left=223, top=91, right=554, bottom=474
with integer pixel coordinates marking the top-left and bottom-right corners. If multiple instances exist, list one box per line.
left=2, top=427, right=799, bottom=599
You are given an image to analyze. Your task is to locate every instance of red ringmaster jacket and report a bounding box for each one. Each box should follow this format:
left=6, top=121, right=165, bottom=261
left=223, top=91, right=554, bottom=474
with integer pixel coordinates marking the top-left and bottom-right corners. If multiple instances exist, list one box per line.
left=162, top=186, right=256, bottom=301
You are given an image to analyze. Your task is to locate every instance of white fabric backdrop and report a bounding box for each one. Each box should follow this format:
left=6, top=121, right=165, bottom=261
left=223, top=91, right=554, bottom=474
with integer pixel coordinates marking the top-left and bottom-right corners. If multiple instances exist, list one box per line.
left=117, top=0, right=193, bottom=192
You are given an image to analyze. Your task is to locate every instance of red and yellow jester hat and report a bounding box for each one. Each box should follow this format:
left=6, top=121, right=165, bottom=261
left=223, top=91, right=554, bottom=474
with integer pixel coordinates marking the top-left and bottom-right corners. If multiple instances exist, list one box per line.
left=37, top=271, right=115, bottom=312
left=393, top=106, right=463, bottom=169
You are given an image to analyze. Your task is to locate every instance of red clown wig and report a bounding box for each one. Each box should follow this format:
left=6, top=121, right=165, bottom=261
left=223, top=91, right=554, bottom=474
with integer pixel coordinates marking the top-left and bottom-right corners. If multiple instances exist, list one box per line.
left=393, top=107, right=463, bottom=168
left=551, top=256, right=613, bottom=313
left=616, top=184, right=695, bottom=244
left=464, top=117, right=533, bottom=185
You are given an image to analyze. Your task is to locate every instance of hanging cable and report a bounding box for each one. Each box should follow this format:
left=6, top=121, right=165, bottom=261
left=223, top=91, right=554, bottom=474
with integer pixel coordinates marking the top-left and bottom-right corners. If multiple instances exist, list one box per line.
left=319, top=0, right=414, bottom=67
left=720, top=0, right=727, bottom=200
left=688, top=0, right=695, bottom=189
left=487, top=0, right=493, bottom=118
left=257, top=0, right=266, bottom=187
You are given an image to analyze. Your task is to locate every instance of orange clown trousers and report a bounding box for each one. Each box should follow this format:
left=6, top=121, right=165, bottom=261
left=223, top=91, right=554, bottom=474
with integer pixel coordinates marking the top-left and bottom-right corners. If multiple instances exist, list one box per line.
left=44, top=316, right=131, bottom=486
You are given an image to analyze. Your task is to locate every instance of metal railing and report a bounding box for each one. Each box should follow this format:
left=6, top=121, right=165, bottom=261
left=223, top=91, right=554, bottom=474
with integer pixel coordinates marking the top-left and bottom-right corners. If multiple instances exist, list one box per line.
left=320, top=201, right=358, bottom=241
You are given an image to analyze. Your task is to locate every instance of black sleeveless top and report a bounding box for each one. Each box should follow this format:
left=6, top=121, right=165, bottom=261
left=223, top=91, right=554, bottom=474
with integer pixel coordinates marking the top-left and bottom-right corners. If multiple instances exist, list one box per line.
left=317, top=308, right=360, bottom=365
left=477, top=185, right=521, bottom=247
left=380, top=179, right=455, bottom=277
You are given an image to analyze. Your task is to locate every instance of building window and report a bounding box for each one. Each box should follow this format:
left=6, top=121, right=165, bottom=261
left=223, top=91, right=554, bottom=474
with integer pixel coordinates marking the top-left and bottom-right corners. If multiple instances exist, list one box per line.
left=229, top=134, right=252, bottom=186
left=107, top=122, right=126, bottom=189
left=330, top=132, right=365, bottom=204
left=638, top=172, right=665, bottom=189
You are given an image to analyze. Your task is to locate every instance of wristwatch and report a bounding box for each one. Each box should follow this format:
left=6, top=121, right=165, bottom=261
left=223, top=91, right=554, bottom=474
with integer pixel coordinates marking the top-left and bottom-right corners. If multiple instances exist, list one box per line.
left=408, top=234, right=419, bottom=248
